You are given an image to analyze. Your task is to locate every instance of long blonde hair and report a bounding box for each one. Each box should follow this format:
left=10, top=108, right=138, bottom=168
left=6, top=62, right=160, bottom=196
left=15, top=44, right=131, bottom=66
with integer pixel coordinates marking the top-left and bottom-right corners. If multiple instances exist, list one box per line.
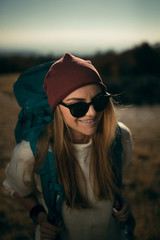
left=34, top=99, right=119, bottom=208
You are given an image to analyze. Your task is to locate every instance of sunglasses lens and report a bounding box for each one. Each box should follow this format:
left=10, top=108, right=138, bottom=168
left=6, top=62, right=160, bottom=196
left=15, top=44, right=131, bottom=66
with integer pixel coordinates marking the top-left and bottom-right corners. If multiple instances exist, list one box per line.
left=93, top=95, right=110, bottom=112
left=70, top=102, right=89, bottom=117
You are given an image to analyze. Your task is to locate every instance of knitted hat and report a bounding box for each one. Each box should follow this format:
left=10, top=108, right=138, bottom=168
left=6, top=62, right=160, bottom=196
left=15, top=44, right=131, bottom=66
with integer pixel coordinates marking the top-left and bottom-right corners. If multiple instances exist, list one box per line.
left=43, top=53, right=107, bottom=112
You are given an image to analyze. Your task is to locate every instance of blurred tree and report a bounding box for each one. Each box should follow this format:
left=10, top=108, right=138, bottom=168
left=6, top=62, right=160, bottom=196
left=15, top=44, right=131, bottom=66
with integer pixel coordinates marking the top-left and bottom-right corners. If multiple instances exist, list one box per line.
left=133, top=43, right=160, bottom=75
left=0, top=43, right=160, bottom=105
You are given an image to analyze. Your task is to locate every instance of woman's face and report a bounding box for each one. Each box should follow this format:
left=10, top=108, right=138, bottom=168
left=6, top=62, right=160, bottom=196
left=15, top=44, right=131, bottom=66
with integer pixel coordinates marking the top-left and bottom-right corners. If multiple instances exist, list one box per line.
left=59, top=84, right=103, bottom=144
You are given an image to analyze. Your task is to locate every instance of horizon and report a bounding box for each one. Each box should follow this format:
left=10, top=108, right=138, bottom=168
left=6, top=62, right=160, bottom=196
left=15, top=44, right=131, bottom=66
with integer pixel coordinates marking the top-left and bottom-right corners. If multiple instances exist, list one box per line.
left=0, top=41, right=159, bottom=58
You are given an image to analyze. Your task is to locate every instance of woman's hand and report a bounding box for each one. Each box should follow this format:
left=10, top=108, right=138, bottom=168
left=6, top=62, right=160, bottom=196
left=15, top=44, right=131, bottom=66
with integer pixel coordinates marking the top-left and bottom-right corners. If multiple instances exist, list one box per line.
left=40, top=220, right=63, bottom=240
left=38, top=212, right=64, bottom=240
left=113, top=199, right=130, bottom=223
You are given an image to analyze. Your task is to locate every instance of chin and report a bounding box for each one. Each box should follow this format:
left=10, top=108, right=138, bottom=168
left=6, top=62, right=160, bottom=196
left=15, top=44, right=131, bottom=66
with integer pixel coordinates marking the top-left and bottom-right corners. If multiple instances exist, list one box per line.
left=82, top=129, right=97, bottom=136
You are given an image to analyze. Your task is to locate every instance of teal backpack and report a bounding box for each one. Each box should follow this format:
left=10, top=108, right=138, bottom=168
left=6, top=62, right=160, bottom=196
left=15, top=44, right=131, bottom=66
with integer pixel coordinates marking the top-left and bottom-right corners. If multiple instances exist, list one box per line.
left=14, top=61, right=64, bottom=225
left=14, top=62, right=135, bottom=239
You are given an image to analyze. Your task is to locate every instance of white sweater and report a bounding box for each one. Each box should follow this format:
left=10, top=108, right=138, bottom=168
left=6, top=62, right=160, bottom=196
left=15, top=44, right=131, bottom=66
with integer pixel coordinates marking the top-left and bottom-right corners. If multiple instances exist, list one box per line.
left=4, top=136, right=130, bottom=240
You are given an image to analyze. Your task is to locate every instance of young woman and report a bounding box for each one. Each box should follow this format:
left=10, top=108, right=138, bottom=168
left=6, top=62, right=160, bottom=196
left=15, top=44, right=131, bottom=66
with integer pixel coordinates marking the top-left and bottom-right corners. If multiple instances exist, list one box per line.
left=4, top=53, right=133, bottom=240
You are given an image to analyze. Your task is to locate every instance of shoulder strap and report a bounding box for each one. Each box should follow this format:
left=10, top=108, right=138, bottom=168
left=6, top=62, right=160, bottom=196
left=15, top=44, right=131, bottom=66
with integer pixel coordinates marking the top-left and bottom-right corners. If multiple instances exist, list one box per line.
left=111, top=125, right=123, bottom=189
left=112, top=126, right=136, bottom=239
left=37, top=151, right=65, bottom=226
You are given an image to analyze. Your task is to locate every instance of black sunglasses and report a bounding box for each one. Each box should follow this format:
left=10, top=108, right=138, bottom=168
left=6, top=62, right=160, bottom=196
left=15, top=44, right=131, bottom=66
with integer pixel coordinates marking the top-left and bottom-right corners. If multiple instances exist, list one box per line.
left=59, top=92, right=111, bottom=118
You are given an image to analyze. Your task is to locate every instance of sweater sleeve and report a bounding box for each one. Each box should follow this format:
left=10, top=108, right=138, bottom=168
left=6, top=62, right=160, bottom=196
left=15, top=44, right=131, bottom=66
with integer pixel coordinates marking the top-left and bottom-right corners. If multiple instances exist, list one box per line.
left=3, top=140, right=35, bottom=197
left=118, top=122, right=133, bottom=168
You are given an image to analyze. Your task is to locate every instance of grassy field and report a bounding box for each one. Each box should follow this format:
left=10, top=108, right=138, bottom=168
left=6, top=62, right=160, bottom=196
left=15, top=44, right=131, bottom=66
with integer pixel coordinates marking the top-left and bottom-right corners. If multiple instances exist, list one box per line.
left=0, top=73, right=160, bottom=240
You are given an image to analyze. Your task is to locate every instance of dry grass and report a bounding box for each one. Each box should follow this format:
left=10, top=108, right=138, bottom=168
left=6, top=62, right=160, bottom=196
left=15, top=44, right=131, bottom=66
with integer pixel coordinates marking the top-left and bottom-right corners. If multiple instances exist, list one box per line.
left=116, top=105, right=160, bottom=240
left=0, top=74, right=160, bottom=240
left=0, top=73, right=20, bottom=95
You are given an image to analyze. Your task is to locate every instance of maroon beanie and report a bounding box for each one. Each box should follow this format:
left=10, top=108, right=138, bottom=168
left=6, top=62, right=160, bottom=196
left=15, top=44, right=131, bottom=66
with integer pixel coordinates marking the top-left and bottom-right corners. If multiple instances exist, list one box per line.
left=43, top=53, right=107, bottom=112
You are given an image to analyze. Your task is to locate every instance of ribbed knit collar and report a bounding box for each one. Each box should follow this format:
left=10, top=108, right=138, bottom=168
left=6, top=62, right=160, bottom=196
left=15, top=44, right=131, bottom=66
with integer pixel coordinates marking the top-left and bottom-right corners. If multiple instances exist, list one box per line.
left=72, top=140, right=92, bottom=163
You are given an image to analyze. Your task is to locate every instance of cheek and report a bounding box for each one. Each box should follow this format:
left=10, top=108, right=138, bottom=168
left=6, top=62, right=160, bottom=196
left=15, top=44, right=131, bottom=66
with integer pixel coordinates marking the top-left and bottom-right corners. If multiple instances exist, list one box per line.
left=64, top=115, right=77, bottom=128
left=60, top=107, right=77, bottom=127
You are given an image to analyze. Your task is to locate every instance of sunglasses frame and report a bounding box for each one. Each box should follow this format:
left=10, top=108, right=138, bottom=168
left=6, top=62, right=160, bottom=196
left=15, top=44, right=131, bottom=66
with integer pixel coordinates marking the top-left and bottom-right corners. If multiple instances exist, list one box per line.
left=59, top=92, right=111, bottom=118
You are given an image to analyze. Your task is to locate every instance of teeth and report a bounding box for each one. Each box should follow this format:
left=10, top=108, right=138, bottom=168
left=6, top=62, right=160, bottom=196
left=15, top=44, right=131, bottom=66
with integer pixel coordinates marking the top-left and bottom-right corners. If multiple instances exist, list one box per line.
left=80, top=119, right=94, bottom=123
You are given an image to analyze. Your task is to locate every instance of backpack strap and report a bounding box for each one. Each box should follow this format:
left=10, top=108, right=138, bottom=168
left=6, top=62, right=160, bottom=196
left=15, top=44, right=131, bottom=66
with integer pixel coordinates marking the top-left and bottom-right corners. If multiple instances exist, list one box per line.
left=112, top=125, right=136, bottom=239
left=111, top=124, right=123, bottom=189
left=36, top=151, right=65, bottom=226
left=29, top=132, right=65, bottom=226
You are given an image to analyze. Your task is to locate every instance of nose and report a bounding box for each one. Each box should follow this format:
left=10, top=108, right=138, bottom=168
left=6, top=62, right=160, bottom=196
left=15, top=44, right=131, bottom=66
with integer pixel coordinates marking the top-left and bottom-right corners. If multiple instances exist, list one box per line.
left=86, top=104, right=96, bottom=116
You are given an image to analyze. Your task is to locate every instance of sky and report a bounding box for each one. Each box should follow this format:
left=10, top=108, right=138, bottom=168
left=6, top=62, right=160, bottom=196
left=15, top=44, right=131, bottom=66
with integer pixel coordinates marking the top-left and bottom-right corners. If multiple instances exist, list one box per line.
left=0, top=0, right=160, bottom=56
